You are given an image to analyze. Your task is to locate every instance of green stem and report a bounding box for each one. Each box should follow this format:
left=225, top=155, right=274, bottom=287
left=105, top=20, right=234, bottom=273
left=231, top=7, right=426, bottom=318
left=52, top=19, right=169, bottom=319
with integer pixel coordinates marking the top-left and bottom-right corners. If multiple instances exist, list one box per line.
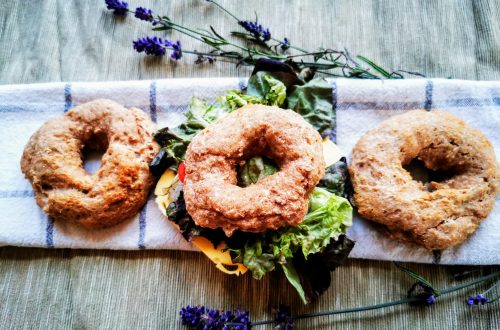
left=205, top=0, right=241, bottom=21
left=227, top=270, right=500, bottom=327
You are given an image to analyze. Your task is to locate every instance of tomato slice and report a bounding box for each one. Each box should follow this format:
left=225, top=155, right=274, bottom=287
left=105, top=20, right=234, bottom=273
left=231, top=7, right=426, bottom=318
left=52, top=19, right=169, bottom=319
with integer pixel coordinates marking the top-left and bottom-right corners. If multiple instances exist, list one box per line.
left=178, top=161, right=186, bottom=183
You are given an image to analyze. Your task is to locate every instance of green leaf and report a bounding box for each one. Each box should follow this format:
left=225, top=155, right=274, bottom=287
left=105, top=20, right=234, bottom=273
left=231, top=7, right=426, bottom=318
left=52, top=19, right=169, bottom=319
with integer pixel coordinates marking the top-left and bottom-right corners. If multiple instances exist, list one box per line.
left=241, top=240, right=276, bottom=280
left=272, top=188, right=353, bottom=261
left=209, top=25, right=226, bottom=41
left=356, top=55, right=392, bottom=79
left=237, top=156, right=279, bottom=187
left=246, top=72, right=287, bottom=106
left=286, top=78, right=334, bottom=137
left=281, top=262, right=308, bottom=304
left=317, top=157, right=354, bottom=203
left=152, top=26, right=171, bottom=31
left=394, top=262, right=441, bottom=296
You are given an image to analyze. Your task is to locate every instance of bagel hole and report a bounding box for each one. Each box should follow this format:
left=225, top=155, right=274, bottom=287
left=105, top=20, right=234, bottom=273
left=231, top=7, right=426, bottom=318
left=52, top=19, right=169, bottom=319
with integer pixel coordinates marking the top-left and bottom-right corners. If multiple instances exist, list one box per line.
left=236, top=156, right=280, bottom=187
left=82, top=132, right=108, bottom=174
left=403, top=159, right=457, bottom=191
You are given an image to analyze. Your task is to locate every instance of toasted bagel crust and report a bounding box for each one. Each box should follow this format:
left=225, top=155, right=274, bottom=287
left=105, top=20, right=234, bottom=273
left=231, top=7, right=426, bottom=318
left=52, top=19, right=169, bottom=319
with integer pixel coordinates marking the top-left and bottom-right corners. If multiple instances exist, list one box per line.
left=21, top=99, right=159, bottom=229
left=349, top=110, right=499, bottom=250
left=184, top=104, right=325, bottom=236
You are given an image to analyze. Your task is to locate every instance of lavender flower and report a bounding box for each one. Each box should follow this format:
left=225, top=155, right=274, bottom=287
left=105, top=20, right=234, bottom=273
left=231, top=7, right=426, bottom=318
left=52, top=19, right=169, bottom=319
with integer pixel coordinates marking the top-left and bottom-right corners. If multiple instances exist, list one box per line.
left=274, top=305, right=294, bottom=330
left=238, top=21, right=271, bottom=41
left=105, top=0, right=128, bottom=15
left=133, top=37, right=166, bottom=56
left=467, top=282, right=498, bottom=305
left=168, top=40, right=183, bottom=61
left=134, top=7, right=154, bottom=22
left=179, top=305, right=251, bottom=329
left=467, top=294, right=490, bottom=305
left=195, top=55, right=216, bottom=64
left=408, top=282, right=437, bottom=306
left=280, top=38, right=290, bottom=51
left=180, top=305, right=204, bottom=327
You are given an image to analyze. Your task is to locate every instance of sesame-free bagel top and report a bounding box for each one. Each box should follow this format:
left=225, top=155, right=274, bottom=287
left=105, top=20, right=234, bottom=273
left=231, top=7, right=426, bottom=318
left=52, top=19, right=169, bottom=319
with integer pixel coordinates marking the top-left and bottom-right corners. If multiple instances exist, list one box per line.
left=349, top=110, right=500, bottom=250
left=183, top=104, right=326, bottom=236
left=20, top=99, right=159, bottom=229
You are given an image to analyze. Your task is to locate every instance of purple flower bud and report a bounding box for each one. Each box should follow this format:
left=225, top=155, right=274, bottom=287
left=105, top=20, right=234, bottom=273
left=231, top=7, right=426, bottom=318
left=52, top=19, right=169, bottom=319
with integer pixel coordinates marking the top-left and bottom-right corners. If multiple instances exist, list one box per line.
left=134, top=7, right=154, bottom=22
left=280, top=38, right=290, bottom=51
left=477, top=294, right=489, bottom=305
left=169, top=40, right=182, bottom=61
left=238, top=20, right=271, bottom=42
left=104, top=0, right=128, bottom=15
left=133, top=37, right=166, bottom=56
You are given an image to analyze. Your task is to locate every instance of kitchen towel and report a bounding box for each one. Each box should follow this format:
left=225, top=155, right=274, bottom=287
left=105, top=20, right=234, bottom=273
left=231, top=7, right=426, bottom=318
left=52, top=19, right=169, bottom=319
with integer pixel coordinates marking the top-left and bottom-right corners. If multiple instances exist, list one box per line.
left=0, top=78, right=498, bottom=264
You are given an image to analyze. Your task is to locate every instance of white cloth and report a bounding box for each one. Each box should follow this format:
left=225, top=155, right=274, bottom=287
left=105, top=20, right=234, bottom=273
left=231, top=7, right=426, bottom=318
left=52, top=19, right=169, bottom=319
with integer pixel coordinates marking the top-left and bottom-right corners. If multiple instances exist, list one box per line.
left=0, top=78, right=498, bottom=265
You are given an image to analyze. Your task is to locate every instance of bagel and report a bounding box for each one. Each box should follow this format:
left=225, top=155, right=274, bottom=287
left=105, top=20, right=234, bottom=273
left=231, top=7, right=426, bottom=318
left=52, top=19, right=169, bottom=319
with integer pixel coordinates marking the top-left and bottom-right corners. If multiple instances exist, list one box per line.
left=20, top=99, right=159, bottom=229
left=183, top=104, right=326, bottom=236
left=349, top=110, right=500, bottom=250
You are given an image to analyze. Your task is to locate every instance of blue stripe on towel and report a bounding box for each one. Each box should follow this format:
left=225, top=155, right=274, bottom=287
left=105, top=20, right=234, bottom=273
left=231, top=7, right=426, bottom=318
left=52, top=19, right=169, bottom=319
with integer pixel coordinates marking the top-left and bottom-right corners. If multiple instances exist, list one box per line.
left=0, top=190, right=35, bottom=198
left=46, top=216, right=54, bottom=248
left=238, top=78, right=247, bottom=91
left=138, top=206, right=146, bottom=249
left=330, top=80, right=338, bottom=142
left=337, top=101, right=424, bottom=111
left=424, top=80, right=433, bottom=111
left=137, top=82, right=159, bottom=249
left=438, top=97, right=500, bottom=108
left=64, top=83, right=73, bottom=112
left=149, top=81, right=157, bottom=123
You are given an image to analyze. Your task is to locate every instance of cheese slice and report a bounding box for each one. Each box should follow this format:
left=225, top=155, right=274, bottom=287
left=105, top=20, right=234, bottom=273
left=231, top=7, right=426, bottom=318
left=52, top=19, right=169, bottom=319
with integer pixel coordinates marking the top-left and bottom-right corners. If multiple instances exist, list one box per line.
left=192, top=236, right=248, bottom=276
left=322, top=138, right=343, bottom=167
left=154, top=169, right=177, bottom=196
left=154, top=169, right=178, bottom=216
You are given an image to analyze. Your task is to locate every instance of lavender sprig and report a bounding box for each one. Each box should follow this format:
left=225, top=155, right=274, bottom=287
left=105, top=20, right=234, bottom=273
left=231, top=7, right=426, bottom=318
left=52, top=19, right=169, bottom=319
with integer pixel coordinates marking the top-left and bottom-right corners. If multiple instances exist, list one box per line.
left=105, top=0, right=128, bottom=15
left=134, top=6, right=153, bottom=21
left=223, top=269, right=500, bottom=328
left=467, top=281, right=498, bottom=305
left=180, top=305, right=251, bottom=330
left=238, top=21, right=271, bottom=42
left=104, top=0, right=421, bottom=78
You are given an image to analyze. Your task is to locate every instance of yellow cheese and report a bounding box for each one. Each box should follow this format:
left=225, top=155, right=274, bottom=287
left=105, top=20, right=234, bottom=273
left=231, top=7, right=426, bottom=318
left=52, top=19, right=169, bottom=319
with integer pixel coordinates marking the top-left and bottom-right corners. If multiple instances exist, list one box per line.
left=154, top=169, right=177, bottom=196
left=322, top=138, right=343, bottom=167
left=155, top=194, right=171, bottom=216
left=192, top=236, right=248, bottom=276
left=154, top=169, right=178, bottom=215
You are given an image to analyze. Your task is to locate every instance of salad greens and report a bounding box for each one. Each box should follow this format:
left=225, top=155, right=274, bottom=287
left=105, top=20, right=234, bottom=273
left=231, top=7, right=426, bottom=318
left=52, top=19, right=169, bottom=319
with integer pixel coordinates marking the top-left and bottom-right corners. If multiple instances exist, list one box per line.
left=153, top=60, right=355, bottom=304
left=286, top=78, right=335, bottom=137
left=237, top=156, right=279, bottom=187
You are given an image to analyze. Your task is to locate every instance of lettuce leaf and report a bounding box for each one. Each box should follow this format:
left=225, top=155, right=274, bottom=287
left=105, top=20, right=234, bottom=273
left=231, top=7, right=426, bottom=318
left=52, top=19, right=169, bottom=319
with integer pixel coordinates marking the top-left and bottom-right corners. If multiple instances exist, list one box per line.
left=237, top=156, right=279, bottom=187
left=246, top=72, right=287, bottom=106
left=272, top=188, right=352, bottom=261
left=238, top=240, right=275, bottom=280
left=283, top=235, right=355, bottom=304
left=317, top=157, right=354, bottom=203
left=286, top=77, right=334, bottom=137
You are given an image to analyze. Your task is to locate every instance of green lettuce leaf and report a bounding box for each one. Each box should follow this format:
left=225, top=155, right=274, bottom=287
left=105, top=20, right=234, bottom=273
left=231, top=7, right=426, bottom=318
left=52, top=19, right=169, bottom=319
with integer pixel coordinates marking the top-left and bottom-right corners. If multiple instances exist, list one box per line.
left=281, top=262, right=307, bottom=304
left=246, top=72, right=287, bottom=106
left=284, top=234, right=355, bottom=304
left=317, top=157, right=354, bottom=203
left=272, top=187, right=352, bottom=261
left=237, top=156, right=279, bottom=187
left=286, top=77, right=334, bottom=137
left=238, top=240, right=276, bottom=280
